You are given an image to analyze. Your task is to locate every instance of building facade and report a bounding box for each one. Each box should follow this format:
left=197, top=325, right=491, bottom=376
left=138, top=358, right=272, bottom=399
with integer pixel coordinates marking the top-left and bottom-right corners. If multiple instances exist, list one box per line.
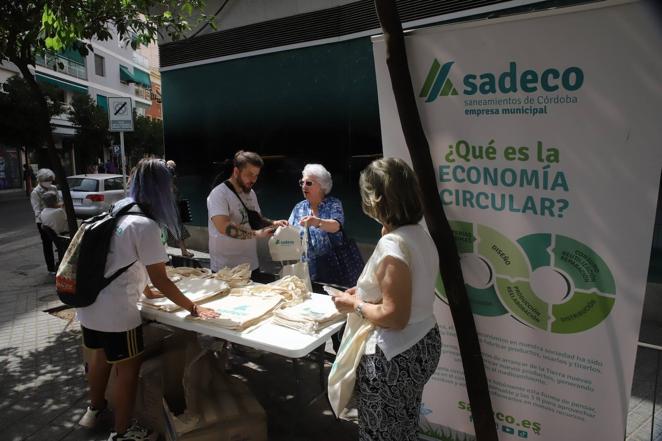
left=157, top=0, right=565, bottom=248
left=0, top=28, right=153, bottom=186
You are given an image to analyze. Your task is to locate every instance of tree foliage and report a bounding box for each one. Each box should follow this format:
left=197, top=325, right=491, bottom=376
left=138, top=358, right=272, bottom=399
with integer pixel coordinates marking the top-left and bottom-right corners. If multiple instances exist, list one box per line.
left=0, top=76, right=63, bottom=150
left=68, top=93, right=111, bottom=170
left=0, top=0, right=210, bottom=232
left=123, top=114, right=165, bottom=167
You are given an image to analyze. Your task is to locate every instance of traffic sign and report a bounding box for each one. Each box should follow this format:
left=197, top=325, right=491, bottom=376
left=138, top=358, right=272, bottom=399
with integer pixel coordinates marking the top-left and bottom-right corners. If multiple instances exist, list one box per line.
left=108, top=96, right=134, bottom=132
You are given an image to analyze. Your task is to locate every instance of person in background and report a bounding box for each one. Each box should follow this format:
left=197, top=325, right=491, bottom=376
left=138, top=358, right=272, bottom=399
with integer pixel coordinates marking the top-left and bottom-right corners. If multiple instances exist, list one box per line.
left=23, top=163, right=35, bottom=196
left=106, top=159, right=118, bottom=174
left=30, top=168, right=60, bottom=274
left=207, top=150, right=288, bottom=276
left=76, top=158, right=218, bottom=441
left=166, top=160, right=194, bottom=257
left=332, top=158, right=442, bottom=441
left=40, top=191, right=68, bottom=234
left=40, top=191, right=69, bottom=268
left=288, top=164, right=345, bottom=284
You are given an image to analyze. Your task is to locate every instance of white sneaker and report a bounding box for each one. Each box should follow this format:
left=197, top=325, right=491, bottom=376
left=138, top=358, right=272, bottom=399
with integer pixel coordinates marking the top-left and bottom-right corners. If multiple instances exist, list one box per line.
left=108, top=422, right=157, bottom=441
left=79, top=403, right=109, bottom=428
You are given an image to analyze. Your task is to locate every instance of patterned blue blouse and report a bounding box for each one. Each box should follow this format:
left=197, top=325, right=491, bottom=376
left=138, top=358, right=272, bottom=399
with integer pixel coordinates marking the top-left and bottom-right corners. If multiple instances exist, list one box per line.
left=288, top=196, right=345, bottom=280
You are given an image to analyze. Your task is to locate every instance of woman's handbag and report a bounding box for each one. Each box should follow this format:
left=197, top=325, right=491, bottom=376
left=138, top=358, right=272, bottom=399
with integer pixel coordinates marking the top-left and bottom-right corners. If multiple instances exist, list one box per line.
left=311, top=226, right=364, bottom=288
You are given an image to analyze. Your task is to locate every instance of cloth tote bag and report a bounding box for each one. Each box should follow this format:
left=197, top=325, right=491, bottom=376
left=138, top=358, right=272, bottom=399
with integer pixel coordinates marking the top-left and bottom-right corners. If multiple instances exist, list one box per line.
left=327, top=312, right=374, bottom=417
left=280, top=227, right=312, bottom=292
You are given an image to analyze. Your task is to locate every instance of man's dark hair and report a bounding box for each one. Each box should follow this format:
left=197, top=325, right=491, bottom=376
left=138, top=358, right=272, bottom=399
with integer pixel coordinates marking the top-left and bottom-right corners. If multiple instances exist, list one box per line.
left=233, top=150, right=263, bottom=170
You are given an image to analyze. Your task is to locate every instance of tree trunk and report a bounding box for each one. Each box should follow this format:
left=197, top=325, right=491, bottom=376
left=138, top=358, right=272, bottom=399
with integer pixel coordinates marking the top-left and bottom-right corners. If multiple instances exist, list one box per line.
left=373, top=1, right=497, bottom=440
left=16, top=62, right=79, bottom=235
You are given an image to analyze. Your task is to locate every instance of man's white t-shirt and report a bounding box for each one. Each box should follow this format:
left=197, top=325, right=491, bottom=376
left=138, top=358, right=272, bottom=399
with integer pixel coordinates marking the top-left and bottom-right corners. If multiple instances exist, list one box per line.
left=76, top=214, right=168, bottom=332
left=40, top=207, right=68, bottom=234
left=207, top=183, right=261, bottom=272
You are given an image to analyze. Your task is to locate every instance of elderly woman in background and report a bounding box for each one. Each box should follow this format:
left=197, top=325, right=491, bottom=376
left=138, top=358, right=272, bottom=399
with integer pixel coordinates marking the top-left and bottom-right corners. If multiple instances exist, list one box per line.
left=332, top=157, right=442, bottom=441
left=40, top=191, right=69, bottom=268
left=288, top=163, right=345, bottom=284
left=30, top=168, right=61, bottom=274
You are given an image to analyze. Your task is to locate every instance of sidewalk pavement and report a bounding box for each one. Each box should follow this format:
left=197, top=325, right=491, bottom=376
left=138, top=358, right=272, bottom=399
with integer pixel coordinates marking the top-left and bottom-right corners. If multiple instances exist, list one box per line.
left=0, top=188, right=28, bottom=202
left=0, top=196, right=357, bottom=441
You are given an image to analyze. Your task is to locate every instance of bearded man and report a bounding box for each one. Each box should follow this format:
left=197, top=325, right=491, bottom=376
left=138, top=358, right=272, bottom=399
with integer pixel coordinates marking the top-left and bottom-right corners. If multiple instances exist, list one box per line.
left=207, top=150, right=288, bottom=274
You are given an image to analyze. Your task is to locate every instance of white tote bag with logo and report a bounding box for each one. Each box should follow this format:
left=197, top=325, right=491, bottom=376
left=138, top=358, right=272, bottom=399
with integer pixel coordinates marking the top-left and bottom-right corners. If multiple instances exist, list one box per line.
left=275, top=226, right=312, bottom=292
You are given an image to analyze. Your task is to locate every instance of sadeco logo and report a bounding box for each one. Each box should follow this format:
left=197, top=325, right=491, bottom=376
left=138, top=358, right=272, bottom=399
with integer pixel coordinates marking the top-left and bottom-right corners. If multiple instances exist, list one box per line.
left=420, top=59, right=584, bottom=103
left=419, top=60, right=458, bottom=102
left=275, top=239, right=295, bottom=246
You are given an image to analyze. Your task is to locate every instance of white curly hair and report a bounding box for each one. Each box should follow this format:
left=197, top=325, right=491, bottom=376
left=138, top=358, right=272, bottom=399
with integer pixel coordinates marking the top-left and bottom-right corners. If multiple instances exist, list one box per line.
left=36, top=168, right=55, bottom=183
left=302, top=164, right=333, bottom=195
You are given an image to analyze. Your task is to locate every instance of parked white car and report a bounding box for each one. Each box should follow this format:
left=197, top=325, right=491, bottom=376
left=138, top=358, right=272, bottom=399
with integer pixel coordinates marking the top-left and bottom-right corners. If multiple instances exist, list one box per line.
left=66, top=174, right=126, bottom=218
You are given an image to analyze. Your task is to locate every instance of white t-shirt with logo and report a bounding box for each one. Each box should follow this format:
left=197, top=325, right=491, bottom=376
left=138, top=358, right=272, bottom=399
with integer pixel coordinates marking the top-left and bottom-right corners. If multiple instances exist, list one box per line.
left=207, top=183, right=261, bottom=272
left=76, top=215, right=168, bottom=332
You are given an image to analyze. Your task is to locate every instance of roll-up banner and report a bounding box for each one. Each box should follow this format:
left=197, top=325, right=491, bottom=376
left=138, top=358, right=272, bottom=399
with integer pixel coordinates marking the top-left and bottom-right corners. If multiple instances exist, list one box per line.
left=372, top=1, right=662, bottom=440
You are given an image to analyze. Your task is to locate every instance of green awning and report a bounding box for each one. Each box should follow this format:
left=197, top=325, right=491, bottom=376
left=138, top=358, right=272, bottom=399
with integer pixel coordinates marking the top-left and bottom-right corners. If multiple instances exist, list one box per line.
left=59, top=47, right=86, bottom=65
left=96, top=95, right=108, bottom=112
left=133, top=68, right=151, bottom=88
left=35, top=72, right=87, bottom=94
left=119, top=65, right=136, bottom=83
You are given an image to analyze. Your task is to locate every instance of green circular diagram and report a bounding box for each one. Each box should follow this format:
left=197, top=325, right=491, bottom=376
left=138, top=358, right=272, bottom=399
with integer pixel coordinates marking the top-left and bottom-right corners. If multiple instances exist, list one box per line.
left=435, top=221, right=616, bottom=334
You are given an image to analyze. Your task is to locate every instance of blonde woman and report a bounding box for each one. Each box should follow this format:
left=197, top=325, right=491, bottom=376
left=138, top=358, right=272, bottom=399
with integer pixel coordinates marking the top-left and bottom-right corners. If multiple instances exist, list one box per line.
left=332, top=157, right=441, bottom=441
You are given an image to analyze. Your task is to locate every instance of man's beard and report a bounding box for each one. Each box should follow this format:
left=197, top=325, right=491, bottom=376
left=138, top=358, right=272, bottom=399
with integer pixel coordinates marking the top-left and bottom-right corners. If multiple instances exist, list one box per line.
left=237, top=180, right=252, bottom=193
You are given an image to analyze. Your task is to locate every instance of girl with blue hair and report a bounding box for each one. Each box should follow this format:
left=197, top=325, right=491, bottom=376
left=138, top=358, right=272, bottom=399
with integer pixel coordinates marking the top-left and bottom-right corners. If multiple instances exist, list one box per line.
left=76, top=158, right=217, bottom=441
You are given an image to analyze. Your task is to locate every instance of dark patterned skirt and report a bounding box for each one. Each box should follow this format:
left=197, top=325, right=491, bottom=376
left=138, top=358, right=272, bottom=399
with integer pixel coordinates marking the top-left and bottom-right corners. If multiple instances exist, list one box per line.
left=356, top=325, right=442, bottom=441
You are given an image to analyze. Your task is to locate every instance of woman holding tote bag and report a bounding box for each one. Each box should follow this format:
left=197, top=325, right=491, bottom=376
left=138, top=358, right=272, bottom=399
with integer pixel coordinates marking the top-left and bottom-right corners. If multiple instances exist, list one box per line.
left=330, top=158, right=442, bottom=441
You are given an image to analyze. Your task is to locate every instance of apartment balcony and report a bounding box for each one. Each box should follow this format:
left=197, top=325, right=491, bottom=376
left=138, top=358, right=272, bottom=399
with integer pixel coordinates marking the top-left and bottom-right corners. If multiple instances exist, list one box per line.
left=134, top=84, right=151, bottom=101
left=35, top=53, right=87, bottom=81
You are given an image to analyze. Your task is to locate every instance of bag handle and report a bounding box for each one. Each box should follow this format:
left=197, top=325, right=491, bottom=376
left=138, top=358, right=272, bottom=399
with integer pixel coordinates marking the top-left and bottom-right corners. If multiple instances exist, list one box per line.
left=333, top=219, right=349, bottom=242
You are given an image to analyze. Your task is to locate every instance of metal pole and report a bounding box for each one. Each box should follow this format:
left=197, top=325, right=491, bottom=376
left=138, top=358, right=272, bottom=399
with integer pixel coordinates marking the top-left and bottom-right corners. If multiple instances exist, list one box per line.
left=120, top=131, right=127, bottom=194
left=652, top=350, right=660, bottom=441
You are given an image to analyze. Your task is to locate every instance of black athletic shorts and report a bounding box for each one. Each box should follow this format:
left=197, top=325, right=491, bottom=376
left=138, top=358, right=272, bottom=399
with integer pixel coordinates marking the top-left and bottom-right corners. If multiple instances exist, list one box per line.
left=82, top=325, right=144, bottom=363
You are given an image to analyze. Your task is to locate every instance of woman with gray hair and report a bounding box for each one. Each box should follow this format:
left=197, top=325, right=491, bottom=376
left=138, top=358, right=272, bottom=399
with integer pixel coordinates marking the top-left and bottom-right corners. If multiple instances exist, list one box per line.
left=30, top=168, right=60, bottom=274
left=288, top=163, right=347, bottom=284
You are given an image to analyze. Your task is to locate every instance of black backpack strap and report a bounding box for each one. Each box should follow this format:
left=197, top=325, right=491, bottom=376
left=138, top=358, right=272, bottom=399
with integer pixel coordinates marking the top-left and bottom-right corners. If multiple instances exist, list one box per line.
left=100, top=202, right=151, bottom=287
left=223, top=180, right=251, bottom=213
left=112, top=201, right=138, bottom=217
left=112, top=201, right=155, bottom=220
left=101, top=261, right=137, bottom=290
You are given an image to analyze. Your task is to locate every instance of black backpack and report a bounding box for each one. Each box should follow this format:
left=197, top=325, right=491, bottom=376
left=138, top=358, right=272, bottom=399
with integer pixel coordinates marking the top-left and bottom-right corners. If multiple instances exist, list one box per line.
left=56, top=202, right=152, bottom=307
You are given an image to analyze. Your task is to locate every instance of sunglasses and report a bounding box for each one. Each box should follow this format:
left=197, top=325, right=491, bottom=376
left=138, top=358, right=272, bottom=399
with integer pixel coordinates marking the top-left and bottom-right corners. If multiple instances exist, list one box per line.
left=298, top=179, right=315, bottom=187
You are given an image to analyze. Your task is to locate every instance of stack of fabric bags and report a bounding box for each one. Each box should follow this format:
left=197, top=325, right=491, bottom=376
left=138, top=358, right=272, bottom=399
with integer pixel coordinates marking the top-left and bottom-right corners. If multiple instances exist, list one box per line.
left=272, top=295, right=344, bottom=334
left=212, top=263, right=252, bottom=287
left=190, top=294, right=284, bottom=330
left=191, top=275, right=312, bottom=331
left=140, top=266, right=229, bottom=312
